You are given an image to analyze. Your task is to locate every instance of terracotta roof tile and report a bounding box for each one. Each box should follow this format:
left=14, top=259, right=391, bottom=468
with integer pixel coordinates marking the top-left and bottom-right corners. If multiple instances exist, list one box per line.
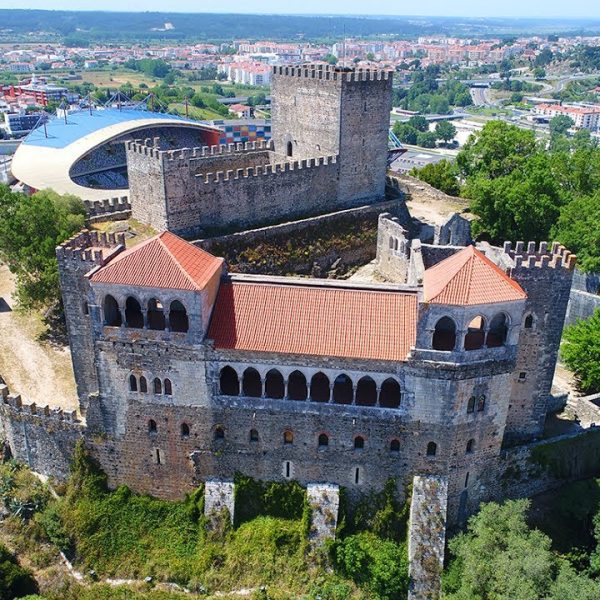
left=208, top=281, right=418, bottom=361
left=424, top=245, right=526, bottom=305
left=90, top=231, right=223, bottom=291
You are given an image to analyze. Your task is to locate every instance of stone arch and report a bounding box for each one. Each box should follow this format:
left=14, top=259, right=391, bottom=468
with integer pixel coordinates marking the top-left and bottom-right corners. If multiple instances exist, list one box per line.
left=181, top=422, right=190, bottom=437
left=310, top=372, right=330, bottom=403
left=467, top=395, right=476, bottom=413
left=379, top=378, right=401, bottom=408
left=354, top=435, right=365, bottom=449
left=103, top=294, right=121, bottom=326
left=164, top=378, right=172, bottom=396
left=283, top=430, right=293, bottom=445
left=125, top=296, right=143, bottom=328
left=170, top=300, right=189, bottom=333
left=250, top=428, right=259, bottom=442
left=242, top=367, right=262, bottom=398
left=487, top=313, right=508, bottom=347
left=139, top=376, right=148, bottom=393
left=466, top=438, right=475, bottom=454
left=524, top=314, right=534, bottom=329
left=148, top=419, right=157, bottom=433
left=147, top=298, right=166, bottom=330
left=220, top=366, right=239, bottom=396
left=288, top=370, right=307, bottom=401
left=287, top=141, right=293, bottom=157
left=214, top=426, right=225, bottom=440
left=464, top=315, right=486, bottom=350
left=265, top=369, right=285, bottom=399
left=432, top=316, right=456, bottom=351
left=390, top=439, right=400, bottom=452
left=333, top=374, right=353, bottom=405
left=356, top=376, right=377, bottom=406
left=153, top=377, right=162, bottom=394
left=426, top=441, right=437, bottom=457
left=318, top=433, right=329, bottom=447
left=129, top=374, right=138, bottom=392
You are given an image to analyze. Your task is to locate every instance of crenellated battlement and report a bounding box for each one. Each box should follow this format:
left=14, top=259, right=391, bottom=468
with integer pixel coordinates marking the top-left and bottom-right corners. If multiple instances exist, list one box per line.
left=195, top=154, right=338, bottom=184
left=126, top=139, right=273, bottom=163
left=272, top=63, right=393, bottom=82
left=0, top=383, right=79, bottom=424
left=56, top=229, right=125, bottom=266
left=503, top=240, right=577, bottom=271
left=83, top=196, right=131, bottom=221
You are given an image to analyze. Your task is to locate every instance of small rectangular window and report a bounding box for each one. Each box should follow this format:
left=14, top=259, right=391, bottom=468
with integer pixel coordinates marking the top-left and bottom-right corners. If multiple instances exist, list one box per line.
left=155, top=448, right=162, bottom=465
left=519, top=372, right=527, bottom=380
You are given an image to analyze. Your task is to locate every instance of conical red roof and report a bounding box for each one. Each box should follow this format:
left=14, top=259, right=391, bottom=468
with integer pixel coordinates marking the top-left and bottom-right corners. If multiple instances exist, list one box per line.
left=424, top=245, right=526, bottom=306
left=90, top=231, right=223, bottom=291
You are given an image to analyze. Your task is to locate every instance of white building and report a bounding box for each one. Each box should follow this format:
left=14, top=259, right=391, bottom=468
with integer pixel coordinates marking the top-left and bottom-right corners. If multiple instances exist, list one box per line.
left=534, top=103, right=600, bottom=130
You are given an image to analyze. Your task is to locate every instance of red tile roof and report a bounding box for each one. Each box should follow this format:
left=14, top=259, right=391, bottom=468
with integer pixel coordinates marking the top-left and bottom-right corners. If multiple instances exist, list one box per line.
left=424, top=245, right=526, bottom=306
left=90, top=231, right=224, bottom=291
left=208, top=281, right=418, bottom=361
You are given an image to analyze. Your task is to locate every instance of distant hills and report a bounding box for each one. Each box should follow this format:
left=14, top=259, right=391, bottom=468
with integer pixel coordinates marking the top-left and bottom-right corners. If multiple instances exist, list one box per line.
left=2, top=10, right=600, bottom=42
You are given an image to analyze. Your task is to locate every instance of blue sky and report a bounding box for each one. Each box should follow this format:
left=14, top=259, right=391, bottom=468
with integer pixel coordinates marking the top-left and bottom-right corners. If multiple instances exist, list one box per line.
left=1, top=1, right=599, bottom=19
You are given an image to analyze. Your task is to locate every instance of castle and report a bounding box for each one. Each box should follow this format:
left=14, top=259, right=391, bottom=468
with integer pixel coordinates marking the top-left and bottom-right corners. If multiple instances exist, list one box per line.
left=0, top=66, right=582, bottom=565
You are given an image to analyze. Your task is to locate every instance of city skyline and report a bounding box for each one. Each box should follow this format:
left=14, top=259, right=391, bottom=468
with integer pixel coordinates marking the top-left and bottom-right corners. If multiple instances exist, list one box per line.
left=1, top=1, right=600, bottom=20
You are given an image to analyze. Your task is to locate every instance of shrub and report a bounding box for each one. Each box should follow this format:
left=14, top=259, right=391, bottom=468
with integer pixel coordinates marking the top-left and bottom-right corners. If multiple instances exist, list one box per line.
left=0, top=544, right=38, bottom=599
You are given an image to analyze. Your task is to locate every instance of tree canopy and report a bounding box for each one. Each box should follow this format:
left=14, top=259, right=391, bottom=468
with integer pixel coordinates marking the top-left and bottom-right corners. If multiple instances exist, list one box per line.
left=0, top=187, right=86, bottom=309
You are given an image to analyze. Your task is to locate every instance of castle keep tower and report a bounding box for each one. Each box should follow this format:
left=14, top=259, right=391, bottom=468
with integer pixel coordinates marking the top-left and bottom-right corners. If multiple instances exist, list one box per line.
left=271, top=64, right=393, bottom=204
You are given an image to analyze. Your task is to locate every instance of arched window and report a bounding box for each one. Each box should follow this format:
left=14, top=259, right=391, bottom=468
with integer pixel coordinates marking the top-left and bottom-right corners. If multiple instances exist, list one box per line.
left=354, top=436, right=365, bottom=449
left=356, top=376, right=377, bottom=406
left=181, top=423, right=190, bottom=437
left=389, top=236, right=394, bottom=249
left=147, top=299, right=166, bottom=330
left=432, top=316, right=456, bottom=351
left=214, top=426, right=225, bottom=440
left=164, top=379, right=172, bottom=396
left=103, top=295, right=121, bottom=326
left=283, top=430, right=293, bottom=445
left=148, top=419, right=157, bottom=434
left=467, top=396, right=476, bottom=414
left=487, top=313, right=508, bottom=348
left=287, top=141, right=293, bottom=157
left=170, top=300, right=189, bottom=333
left=153, top=377, right=162, bottom=394
left=139, top=376, right=148, bottom=393
left=310, top=372, right=330, bottom=403
left=220, top=366, right=239, bottom=396
left=466, top=439, right=475, bottom=454
left=125, top=296, right=143, bottom=328
left=390, top=439, right=400, bottom=452
left=288, top=370, right=308, bottom=401
left=333, top=374, right=353, bottom=405
left=464, top=315, right=486, bottom=350
left=477, top=395, right=486, bottom=412
left=524, top=314, right=534, bottom=329
left=265, top=369, right=284, bottom=399
left=426, top=441, right=437, bottom=457
left=129, top=374, right=138, bottom=392
left=379, top=378, right=401, bottom=409
left=242, top=367, right=262, bottom=398
left=318, top=433, right=329, bottom=447
left=250, top=428, right=259, bottom=442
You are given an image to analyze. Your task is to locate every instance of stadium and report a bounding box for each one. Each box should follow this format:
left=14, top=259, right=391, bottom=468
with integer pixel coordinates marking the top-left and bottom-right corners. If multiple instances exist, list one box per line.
left=10, top=108, right=221, bottom=201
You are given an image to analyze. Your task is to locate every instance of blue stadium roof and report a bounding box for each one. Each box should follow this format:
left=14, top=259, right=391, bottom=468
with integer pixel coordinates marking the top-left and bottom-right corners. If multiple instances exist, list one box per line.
left=23, top=108, right=200, bottom=149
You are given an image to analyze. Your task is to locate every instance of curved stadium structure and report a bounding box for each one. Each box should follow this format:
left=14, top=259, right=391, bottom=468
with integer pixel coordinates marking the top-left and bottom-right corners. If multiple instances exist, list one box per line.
left=11, top=108, right=221, bottom=200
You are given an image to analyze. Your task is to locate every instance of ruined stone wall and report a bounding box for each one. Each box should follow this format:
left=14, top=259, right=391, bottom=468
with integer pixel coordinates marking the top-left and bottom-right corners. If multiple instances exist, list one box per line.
left=375, top=213, right=411, bottom=282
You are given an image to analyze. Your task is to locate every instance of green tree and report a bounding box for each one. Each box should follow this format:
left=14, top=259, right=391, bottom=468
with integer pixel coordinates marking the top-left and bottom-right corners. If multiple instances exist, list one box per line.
left=0, top=187, right=86, bottom=309
left=533, top=66, right=546, bottom=80
left=456, top=121, right=537, bottom=179
left=550, top=114, right=575, bottom=136
left=561, top=309, right=600, bottom=395
left=547, top=562, right=600, bottom=600
left=443, top=500, right=555, bottom=600
left=410, top=160, right=460, bottom=196
left=323, top=54, right=338, bottom=65
left=551, top=192, right=600, bottom=272
left=416, top=131, right=438, bottom=148
left=0, top=544, right=38, bottom=599
left=407, top=115, right=429, bottom=132
left=392, top=122, right=418, bottom=145
left=435, top=121, right=457, bottom=143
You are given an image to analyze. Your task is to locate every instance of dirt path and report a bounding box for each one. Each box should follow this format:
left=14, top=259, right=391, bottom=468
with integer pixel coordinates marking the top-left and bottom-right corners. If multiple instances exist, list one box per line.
left=0, top=264, right=77, bottom=410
